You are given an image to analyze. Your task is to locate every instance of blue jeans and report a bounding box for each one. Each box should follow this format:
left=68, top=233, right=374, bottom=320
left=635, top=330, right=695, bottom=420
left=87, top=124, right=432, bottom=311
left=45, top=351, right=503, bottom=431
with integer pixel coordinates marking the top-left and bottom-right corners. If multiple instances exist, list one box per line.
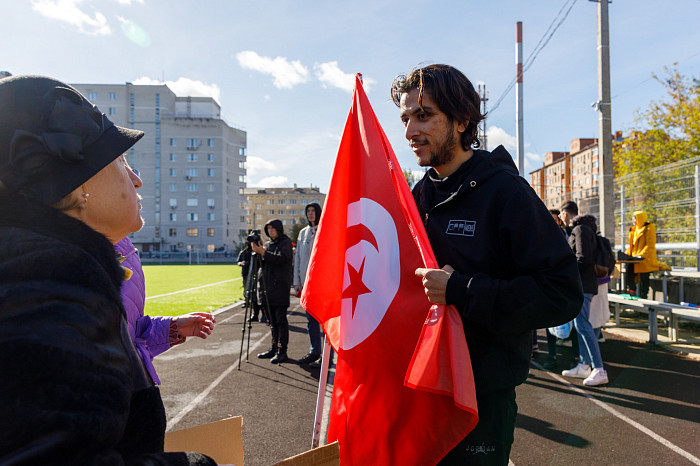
left=573, top=293, right=603, bottom=369
left=307, top=311, right=322, bottom=355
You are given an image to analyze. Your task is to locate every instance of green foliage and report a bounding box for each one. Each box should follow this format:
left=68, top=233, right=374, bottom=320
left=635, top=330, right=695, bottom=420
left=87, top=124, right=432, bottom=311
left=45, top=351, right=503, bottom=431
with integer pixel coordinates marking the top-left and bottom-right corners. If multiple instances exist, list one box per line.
left=614, top=67, right=700, bottom=217
left=143, top=264, right=244, bottom=317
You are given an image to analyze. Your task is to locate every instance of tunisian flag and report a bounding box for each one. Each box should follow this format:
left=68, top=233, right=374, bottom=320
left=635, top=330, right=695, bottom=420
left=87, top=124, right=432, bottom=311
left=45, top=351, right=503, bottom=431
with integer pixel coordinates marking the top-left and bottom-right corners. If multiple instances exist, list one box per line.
left=302, top=74, right=478, bottom=465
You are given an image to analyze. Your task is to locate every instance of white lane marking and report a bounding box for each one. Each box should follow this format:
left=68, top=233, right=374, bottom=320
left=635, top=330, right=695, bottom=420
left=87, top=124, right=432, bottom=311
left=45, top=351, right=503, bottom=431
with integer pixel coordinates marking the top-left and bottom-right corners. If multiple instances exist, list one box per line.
left=146, top=278, right=241, bottom=300
left=532, top=361, right=700, bottom=465
left=166, top=317, right=269, bottom=432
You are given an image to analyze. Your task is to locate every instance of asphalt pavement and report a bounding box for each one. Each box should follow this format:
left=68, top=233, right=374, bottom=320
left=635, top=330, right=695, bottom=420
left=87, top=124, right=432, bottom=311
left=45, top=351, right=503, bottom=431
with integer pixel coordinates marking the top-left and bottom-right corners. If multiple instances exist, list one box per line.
left=153, top=296, right=700, bottom=465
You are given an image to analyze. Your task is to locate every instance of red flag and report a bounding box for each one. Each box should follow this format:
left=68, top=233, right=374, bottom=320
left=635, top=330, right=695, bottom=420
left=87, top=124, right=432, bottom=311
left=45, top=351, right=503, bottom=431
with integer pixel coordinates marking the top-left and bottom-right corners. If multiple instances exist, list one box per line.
left=302, top=75, right=478, bottom=465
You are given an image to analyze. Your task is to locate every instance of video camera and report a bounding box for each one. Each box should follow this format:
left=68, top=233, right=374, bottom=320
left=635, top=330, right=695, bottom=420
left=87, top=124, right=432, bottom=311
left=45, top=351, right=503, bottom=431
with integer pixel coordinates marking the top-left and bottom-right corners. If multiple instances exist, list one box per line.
left=247, top=229, right=262, bottom=246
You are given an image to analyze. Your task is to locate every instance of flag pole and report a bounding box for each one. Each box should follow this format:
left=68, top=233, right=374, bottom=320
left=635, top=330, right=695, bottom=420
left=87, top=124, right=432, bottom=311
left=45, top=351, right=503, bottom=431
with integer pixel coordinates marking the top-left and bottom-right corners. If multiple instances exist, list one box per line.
left=311, top=335, right=332, bottom=448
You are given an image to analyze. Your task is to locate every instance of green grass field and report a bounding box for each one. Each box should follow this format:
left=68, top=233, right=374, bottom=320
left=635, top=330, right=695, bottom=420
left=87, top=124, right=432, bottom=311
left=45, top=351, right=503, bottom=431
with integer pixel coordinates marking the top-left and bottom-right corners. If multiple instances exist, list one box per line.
left=143, top=264, right=244, bottom=317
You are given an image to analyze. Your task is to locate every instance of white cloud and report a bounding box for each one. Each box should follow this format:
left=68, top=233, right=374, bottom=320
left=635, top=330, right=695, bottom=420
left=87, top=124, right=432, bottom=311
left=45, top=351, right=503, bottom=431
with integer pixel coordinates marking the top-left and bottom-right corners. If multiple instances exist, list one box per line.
left=486, top=126, right=516, bottom=151
left=31, top=0, right=111, bottom=35
left=132, top=77, right=221, bottom=102
left=114, top=0, right=144, bottom=4
left=236, top=51, right=309, bottom=89
left=314, top=61, right=376, bottom=93
left=245, top=156, right=277, bottom=176
left=255, top=176, right=290, bottom=188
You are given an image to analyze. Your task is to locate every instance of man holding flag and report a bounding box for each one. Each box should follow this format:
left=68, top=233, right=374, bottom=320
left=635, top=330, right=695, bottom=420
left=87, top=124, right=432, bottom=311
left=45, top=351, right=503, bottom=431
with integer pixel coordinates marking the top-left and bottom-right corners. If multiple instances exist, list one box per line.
left=391, top=64, right=583, bottom=464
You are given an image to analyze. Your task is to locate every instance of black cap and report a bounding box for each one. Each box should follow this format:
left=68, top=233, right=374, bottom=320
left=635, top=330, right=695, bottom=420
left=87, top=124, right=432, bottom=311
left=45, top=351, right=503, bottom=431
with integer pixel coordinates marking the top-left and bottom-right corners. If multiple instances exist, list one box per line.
left=0, top=75, right=144, bottom=204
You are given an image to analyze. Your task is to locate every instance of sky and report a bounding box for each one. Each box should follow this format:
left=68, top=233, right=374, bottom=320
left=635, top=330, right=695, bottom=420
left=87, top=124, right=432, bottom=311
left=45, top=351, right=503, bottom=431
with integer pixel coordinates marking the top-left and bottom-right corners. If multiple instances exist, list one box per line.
left=4, top=0, right=700, bottom=193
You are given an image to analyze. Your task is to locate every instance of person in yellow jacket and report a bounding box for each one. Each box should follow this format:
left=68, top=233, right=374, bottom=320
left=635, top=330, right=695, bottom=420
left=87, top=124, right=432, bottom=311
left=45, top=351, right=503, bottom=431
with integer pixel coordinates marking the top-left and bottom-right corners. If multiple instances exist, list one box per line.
left=625, top=211, right=671, bottom=298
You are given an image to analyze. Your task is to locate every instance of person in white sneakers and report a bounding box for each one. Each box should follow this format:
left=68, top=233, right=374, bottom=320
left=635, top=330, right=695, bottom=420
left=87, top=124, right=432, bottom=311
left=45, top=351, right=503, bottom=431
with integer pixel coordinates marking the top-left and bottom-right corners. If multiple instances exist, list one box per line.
left=559, top=202, right=609, bottom=387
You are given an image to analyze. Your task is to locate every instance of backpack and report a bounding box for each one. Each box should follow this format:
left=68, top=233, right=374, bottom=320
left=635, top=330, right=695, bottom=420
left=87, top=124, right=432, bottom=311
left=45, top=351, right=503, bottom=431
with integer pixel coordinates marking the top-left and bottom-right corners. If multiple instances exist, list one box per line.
left=594, top=234, right=616, bottom=278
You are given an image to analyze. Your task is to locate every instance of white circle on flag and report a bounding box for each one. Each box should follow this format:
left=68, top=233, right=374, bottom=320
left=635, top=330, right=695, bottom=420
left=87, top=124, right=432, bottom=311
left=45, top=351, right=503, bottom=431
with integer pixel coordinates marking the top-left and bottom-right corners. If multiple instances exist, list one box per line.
left=340, top=197, right=400, bottom=350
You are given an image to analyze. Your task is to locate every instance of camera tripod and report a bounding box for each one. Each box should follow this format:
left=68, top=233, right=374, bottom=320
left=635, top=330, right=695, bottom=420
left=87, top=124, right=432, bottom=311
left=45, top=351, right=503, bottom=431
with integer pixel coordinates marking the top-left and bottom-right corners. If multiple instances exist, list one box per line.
left=238, top=250, right=272, bottom=368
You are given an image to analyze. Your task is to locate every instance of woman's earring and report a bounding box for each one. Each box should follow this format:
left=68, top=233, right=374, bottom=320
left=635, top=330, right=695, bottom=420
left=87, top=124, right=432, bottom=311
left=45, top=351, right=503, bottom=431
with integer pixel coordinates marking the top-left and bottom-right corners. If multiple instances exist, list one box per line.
left=83, top=192, right=90, bottom=203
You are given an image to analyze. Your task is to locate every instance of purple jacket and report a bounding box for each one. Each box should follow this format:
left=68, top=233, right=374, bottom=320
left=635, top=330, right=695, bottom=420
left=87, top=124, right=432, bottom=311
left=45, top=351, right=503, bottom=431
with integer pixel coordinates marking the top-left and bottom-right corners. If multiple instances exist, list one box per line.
left=115, top=237, right=172, bottom=385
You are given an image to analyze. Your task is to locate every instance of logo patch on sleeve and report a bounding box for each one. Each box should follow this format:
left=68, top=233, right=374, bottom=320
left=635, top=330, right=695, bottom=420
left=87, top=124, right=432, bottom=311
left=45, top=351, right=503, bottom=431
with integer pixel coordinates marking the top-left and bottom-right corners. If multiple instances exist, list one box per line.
left=446, top=220, right=476, bottom=237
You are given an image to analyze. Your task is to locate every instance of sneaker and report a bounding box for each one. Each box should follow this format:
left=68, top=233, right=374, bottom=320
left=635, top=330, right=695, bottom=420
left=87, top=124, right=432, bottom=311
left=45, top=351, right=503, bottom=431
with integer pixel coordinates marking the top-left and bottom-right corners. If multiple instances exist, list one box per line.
left=257, top=348, right=276, bottom=359
left=583, top=368, right=609, bottom=386
left=543, top=358, right=557, bottom=371
left=297, top=353, right=321, bottom=365
left=271, top=351, right=288, bottom=364
left=562, top=363, right=592, bottom=379
left=598, top=335, right=606, bottom=343
left=248, top=316, right=259, bottom=323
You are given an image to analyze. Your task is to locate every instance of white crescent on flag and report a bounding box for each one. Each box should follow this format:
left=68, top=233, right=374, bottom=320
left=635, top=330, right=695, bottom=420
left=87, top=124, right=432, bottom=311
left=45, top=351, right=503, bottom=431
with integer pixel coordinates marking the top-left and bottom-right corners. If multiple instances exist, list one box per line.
left=340, top=197, right=400, bottom=350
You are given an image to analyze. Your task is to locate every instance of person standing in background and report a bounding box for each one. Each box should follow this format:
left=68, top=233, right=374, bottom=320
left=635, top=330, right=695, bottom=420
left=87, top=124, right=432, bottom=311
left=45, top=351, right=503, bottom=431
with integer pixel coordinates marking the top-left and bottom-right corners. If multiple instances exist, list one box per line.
left=625, top=210, right=670, bottom=299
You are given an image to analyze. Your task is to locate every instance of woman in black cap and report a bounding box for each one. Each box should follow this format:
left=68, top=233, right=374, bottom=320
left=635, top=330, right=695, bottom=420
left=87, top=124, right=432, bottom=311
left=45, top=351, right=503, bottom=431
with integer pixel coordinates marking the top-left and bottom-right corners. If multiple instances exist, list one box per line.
left=0, top=75, right=215, bottom=465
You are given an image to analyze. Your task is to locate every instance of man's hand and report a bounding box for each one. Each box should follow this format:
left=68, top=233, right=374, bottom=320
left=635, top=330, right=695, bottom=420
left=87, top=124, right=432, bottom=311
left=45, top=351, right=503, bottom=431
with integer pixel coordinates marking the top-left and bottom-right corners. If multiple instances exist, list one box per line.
left=251, top=241, right=265, bottom=256
left=414, top=265, right=455, bottom=304
left=175, top=312, right=216, bottom=339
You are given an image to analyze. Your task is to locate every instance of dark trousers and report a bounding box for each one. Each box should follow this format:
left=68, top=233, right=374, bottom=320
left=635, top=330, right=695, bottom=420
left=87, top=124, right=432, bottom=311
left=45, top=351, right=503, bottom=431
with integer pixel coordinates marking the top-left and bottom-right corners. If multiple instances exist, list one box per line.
left=439, top=389, right=517, bottom=466
left=625, top=269, right=651, bottom=299
left=268, top=305, right=289, bottom=352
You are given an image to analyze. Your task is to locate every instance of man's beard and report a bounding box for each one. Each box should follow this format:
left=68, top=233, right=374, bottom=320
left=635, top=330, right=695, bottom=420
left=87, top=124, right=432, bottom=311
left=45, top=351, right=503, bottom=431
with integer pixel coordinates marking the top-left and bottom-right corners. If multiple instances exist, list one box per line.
left=425, top=126, right=458, bottom=168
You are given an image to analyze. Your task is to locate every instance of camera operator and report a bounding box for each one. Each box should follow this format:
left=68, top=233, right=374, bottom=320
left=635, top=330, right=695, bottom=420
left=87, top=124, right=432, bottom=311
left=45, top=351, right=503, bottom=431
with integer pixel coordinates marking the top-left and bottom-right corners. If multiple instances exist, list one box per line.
left=237, top=234, right=263, bottom=322
left=251, top=219, right=294, bottom=363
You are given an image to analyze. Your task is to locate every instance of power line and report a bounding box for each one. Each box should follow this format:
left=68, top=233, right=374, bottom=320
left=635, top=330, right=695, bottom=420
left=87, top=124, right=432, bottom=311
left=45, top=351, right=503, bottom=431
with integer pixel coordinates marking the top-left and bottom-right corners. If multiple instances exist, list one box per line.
left=490, top=0, right=580, bottom=114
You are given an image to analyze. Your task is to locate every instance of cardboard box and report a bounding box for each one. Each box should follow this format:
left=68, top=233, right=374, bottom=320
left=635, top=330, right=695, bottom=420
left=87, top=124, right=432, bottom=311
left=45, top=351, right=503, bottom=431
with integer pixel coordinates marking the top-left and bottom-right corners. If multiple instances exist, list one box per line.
left=272, top=441, right=339, bottom=466
left=164, top=416, right=244, bottom=466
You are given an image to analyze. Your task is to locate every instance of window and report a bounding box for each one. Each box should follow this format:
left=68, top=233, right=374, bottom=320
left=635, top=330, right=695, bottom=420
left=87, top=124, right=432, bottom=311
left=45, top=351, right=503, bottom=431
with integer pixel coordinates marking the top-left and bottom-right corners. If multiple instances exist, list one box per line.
left=187, top=138, right=199, bottom=149
left=186, top=228, right=198, bottom=237
left=277, top=199, right=285, bottom=205
left=186, top=168, right=198, bottom=177
left=169, top=153, right=176, bottom=161
left=239, top=160, right=246, bottom=169
left=187, top=213, right=198, bottom=221
left=109, top=92, right=116, bottom=101
left=169, top=183, right=176, bottom=192
left=290, top=209, right=297, bottom=215
left=187, top=153, right=198, bottom=162
left=186, top=183, right=198, bottom=192
left=268, top=210, right=274, bottom=215
left=207, top=184, right=215, bottom=192
left=207, top=198, right=215, bottom=207
left=87, top=92, right=98, bottom=101
left=170, top=139, right=177, bottom=146
left=155, top=93, right=160, bottom=107
left=129, top=108, right=134, bottom=122
left=208, top=154, right=215, bottom=162
left=267, top=200, right=274, bottom=205
left=169, top=168, right=177, bottom=176
left=130, top=93, right=134, bottom=106
left=208, top=213, right=215, bottom=221
left=207, top=244, right=215, bottom=252
left=168, top=228, right=177, bottom=237
left=238, top=175, right=246, bottom=183
left=207, top=228, right=215, bottom=237
left=255, top=204, right=261, bottom=209
left=169, top=213, right=177, bottom=221
left=208, top=168, right=215, bottom=177
left=186, top=198, right=198, bottom=206
left=207, top=139, right=215, bottom=147
left=301, top=200, right=308, bottom=205
left=169, top=199, right=177, bottom=208
left=108, top=108, right=116, bottom=116
left=278, top=210, right=285, bottom=215
left=290, top=199, right=297, bottom=205
left=239, top=147, right=246, bottom=156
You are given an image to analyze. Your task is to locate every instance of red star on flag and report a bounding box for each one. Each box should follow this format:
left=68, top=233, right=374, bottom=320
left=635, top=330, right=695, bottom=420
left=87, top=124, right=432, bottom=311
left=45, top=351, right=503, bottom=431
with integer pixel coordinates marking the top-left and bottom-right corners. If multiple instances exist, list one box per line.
left=342, top=258, right=371, bottom=317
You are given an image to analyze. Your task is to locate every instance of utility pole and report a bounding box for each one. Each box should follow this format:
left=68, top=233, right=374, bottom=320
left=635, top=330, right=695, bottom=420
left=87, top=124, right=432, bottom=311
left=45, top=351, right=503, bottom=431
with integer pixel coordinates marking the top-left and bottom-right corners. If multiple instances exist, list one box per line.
left=592, top=0, right=614, bottom=242
left=478, top=84, right=488, bottom=150
left=516, top=21, right=525, bottom=177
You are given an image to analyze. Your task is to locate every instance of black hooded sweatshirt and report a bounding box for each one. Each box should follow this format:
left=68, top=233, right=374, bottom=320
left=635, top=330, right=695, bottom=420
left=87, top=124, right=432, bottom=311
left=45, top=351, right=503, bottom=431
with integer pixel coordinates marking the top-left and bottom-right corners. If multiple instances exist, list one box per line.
left=259, top=219, right=294, bottom=307
left=412, top=145, right=583, bottom=395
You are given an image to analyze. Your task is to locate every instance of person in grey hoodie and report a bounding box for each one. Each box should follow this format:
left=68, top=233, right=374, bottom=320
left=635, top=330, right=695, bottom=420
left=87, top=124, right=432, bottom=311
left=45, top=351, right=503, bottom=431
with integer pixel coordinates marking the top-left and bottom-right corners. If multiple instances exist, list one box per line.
left=293, top=203, right=323, bottom=365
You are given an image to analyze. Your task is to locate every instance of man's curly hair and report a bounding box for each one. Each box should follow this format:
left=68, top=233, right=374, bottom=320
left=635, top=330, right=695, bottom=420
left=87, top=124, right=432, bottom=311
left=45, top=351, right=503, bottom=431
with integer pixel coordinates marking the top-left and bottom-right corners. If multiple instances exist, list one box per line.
left=391, top=64, right=485, bottom=150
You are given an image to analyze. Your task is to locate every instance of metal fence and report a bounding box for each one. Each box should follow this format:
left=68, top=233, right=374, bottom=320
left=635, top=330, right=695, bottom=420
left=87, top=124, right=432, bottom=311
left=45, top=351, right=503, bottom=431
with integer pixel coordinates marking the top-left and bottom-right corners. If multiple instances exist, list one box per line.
left=577, top=157, right=700, bottom=270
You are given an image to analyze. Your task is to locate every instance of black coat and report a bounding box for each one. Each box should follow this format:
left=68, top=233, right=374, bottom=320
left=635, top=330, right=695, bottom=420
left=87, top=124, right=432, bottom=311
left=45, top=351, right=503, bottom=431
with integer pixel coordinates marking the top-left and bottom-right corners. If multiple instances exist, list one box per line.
left=569, top=215, right=599, bottom=295
left=0, top=195, right=214, bottom=465
left=412, top=146, right=583, bottom=395
left=257, top=219, right=293, bottom=307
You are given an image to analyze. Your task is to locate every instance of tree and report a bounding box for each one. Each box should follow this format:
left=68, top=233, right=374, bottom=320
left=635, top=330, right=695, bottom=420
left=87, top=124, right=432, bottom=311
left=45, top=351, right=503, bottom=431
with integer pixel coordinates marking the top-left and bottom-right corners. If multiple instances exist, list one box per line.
left=614, top=67, right=700, bottom=178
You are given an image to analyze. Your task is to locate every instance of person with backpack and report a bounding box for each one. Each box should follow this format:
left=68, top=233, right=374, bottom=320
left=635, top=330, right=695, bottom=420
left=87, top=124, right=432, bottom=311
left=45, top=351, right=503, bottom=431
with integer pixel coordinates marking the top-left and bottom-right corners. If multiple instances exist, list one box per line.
left=559, top=201, right=609, bottom=386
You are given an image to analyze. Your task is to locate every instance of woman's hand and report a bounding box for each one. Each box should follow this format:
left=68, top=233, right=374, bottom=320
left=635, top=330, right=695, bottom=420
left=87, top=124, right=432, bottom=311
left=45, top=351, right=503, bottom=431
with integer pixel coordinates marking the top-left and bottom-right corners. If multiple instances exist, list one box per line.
left=175, top=312, right=216, bottom=339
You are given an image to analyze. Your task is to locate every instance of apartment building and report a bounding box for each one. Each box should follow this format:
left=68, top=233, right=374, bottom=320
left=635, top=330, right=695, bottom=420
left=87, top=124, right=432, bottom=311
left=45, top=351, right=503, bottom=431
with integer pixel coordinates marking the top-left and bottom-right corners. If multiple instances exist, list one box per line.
left=243, top=186, right=326, bottom=235
left=70, top=82, right=247, bottom=253
left=530, top=138, right=599, bottom=209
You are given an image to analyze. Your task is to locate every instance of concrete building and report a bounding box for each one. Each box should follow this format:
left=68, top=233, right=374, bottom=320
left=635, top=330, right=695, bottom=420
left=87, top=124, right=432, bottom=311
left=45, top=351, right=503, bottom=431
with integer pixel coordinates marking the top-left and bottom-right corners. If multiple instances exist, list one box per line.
left=243, top=186, right=326, bottom=235
left=71, top=82, right=247, bottom=254
left=530, top=138, right=599, bottom=210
